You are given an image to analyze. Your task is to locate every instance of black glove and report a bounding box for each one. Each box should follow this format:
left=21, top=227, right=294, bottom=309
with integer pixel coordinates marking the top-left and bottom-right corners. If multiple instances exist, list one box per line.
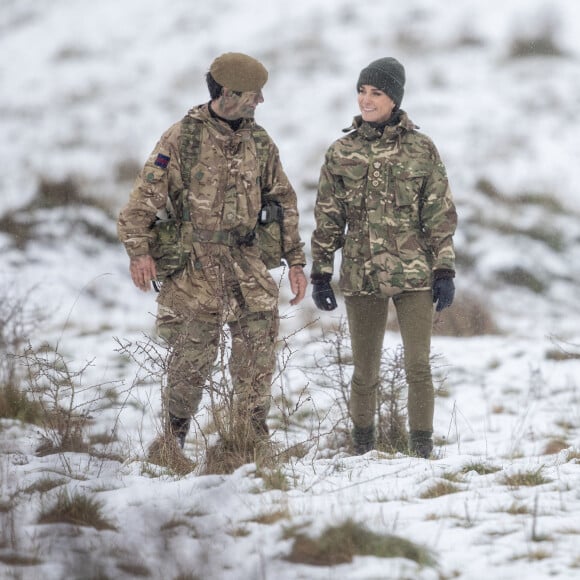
left=311, top=274, right=337, bottom=311
left=432, top=271, right=455, bottom=312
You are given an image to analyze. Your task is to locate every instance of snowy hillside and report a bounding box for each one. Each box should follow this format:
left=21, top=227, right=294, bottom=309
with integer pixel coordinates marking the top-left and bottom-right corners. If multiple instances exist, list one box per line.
left=2, top=1, right=580, bottom=579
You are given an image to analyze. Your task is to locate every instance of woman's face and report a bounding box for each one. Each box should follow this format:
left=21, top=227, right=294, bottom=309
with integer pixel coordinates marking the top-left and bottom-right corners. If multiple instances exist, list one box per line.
left=357, top=85, right=396, bottom=124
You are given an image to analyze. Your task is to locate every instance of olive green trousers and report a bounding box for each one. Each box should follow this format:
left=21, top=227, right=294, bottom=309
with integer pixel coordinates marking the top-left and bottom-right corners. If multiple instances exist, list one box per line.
left=345, top=291, right=434, bottom=432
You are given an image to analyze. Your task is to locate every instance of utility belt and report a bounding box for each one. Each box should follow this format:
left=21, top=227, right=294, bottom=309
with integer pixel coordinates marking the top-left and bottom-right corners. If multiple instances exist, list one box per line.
left=182, top=224, right=256, bottom=247
left=150, top=200, right=285, bottom=291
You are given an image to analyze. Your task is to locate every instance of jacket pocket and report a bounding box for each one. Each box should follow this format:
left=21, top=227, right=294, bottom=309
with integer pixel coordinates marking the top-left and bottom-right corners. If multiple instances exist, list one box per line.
left=329, top=160, right=369, bottom=200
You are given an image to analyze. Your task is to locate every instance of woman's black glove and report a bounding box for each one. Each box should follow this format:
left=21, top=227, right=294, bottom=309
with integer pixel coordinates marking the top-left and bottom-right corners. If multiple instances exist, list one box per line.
left=311, top=273, right=337, bottom=311
left=432, top=270, right=455, bottom=312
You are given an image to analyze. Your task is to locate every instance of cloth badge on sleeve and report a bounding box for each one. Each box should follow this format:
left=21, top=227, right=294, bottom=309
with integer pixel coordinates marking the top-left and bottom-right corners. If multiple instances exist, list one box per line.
left=154, top=153, right=170, bottom=169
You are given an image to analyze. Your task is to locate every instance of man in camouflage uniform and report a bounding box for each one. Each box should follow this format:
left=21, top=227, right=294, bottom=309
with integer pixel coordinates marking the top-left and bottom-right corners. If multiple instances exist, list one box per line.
left=118, top=53, right=307, bottom=449
left=310, top=57, right=457, bottom=458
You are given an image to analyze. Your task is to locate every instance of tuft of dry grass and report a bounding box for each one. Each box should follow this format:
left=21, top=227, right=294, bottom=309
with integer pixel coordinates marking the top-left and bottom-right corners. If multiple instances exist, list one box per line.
left=542, top=438, right=569, bottom=455
left=285, top=519, right=436, bottom=567
left=500, top=468, right=551, bottom=488
left=146, top=435, right=196, bottom=476
left=0, top=380, right=44, bottom=424
left=256, top=466, right=289, bottom=491
left=420, top=480, right=462, bottom=499
left=249, top=507, right=290, bottom=526
left=23, top=477, right=68, bottom=495
left=38, top=490, right=116, bottom=530
left=460, top=461, right=501, bottom=476
left=432, top=291, right=499, bottom=337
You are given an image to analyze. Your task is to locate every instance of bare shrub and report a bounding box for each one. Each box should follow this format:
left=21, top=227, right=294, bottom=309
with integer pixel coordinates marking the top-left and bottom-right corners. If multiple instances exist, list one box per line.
left=116, top=325, right=304, bottom=476
left=16, top=338, right=126, bottom=468
left=309, top=318, right=411, bottom=453
left=0, top=288, right=45, bottom=423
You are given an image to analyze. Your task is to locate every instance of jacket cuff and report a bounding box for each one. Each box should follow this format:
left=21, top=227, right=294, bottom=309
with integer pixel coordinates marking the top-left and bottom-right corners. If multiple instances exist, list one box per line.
left=311, top=273, right=332, bottom=284
left=433, top=269, right=455, bottom=280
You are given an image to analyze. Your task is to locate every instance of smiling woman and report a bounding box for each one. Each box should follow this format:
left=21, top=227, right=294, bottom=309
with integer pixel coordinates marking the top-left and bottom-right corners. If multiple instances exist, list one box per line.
left=310, top=56, right=457, bottom=458
left=356, top=57, right=405, bottom=124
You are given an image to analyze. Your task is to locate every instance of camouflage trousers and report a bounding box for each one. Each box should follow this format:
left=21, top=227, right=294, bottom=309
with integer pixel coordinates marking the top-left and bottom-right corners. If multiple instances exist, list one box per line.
left=345, top=291, right=434, bottom=432
left=157, top=306, right=279, bottom=426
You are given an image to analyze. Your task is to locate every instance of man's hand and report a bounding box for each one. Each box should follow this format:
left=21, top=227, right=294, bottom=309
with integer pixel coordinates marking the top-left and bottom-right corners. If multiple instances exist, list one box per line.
left=130, top=255, right=157, bottom=292
left=289, top=265, right=307, bottom=306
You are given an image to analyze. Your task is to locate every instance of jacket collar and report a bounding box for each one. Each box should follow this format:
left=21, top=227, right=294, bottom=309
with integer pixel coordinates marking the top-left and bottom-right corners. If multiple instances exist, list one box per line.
left=343, top=109, right=417, bottom=141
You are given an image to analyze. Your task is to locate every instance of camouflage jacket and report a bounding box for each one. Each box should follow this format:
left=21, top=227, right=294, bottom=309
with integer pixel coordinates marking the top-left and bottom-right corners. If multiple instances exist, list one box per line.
left=311, top=111, right=457, bottom=297
left=118, top=104, right=305, bottom=314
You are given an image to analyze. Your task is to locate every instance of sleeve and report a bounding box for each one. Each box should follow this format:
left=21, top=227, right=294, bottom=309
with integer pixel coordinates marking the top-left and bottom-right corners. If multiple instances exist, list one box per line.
left=310, top=148, right=347, bottom=277
left=420, top=143, right=457, bottom=272
left=117, top=123, right=183, bottom=258
left=259, top=137, right=306, bottom=267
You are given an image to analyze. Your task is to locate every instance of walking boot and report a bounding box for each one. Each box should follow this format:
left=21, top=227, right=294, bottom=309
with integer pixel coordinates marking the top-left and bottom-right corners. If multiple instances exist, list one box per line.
left=168, top=413, right=191, bottom=449
left=409, top=430, right=433, bottom=459
left=352, top=424, right=375, bottom=455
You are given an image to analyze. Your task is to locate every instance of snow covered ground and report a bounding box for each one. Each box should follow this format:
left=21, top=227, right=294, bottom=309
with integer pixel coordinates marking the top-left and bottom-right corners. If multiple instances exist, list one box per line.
left=2, top=0, right=580, bottom=578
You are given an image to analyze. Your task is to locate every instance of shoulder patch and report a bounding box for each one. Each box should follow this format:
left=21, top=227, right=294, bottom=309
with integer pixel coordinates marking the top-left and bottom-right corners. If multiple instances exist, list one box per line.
left=154, top=153, right=170, bottom=169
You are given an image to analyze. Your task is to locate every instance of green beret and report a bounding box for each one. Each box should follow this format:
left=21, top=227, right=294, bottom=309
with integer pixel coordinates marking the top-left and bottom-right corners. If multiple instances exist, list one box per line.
left=210, top=52, right=268, bottom=92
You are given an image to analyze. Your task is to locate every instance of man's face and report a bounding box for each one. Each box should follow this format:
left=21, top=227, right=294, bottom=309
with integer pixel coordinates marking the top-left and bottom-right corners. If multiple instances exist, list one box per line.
left=218, top=89, right=264, bottom=120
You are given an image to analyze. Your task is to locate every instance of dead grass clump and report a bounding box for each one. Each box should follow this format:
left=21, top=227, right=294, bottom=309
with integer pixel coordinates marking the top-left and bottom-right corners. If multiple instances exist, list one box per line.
left=34, top=176, right=85, bottom=208
left=250, top=508, right=290, bottom=526
left=0, top=553, right=43, bottom=566
left=38, top=490, right=116, bottom=530
left=546, top=348, right=580, bottom=362
left=542, top=438, right=568, bottom=455
left=23, top=477, right=68, bottom=495
left=507, top=32, right=565, bottom=59
left=496, top=267, right=546, bottom=294
left=476, top=178, right=565, bottom=212
left=500, top=468, right=551, bottom=488
left=420, top=480, right=462, bottom=499
left=115, top=159, right=142, bottom=183
left=116, top=562, right=153, bottom=577
left=432, top=291, right=499, bottom=337
left=0, top=289, right=45, bottom=422
left=256, top=466, right=289, bottom=491
left=0, top=380, right=44, bottom=424
left=460, top=461, right=501, bottom=476
left=204, top=434, right=276, bottom=476
left=146, top=435, right=196, bottom=476
left=285, top=519, right=436, bottom=567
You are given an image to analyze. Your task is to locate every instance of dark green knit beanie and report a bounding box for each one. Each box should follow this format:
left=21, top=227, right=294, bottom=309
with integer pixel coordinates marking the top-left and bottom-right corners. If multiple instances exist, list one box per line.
left=357, top=57, right=405, bottom=108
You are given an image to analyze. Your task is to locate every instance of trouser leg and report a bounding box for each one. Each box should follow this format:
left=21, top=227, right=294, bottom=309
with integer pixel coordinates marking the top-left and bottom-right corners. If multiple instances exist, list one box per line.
left=158, top=313, right=220, bottom=420
left=229, top=309, right=279, bottom=436
left=393, top=290, right=434, bottom=433
left=345, top=295, right=389, bottom=429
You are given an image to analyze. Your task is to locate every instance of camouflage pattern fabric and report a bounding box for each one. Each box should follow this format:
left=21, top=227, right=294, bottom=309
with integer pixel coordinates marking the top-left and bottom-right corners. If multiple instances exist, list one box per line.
left=118, top=104, right=305, bottom=315
left=157, top=305, right=279, bottom=422
left=118, top=104, right=305, bottom=420
left=311, top=111, right=457, bottom=297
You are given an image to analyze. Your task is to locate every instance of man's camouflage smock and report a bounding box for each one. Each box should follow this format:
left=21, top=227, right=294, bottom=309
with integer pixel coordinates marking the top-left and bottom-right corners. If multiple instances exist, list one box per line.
left=118, top=104, right=305, bottom=318
left=311, top=111, right=457, bottom=297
